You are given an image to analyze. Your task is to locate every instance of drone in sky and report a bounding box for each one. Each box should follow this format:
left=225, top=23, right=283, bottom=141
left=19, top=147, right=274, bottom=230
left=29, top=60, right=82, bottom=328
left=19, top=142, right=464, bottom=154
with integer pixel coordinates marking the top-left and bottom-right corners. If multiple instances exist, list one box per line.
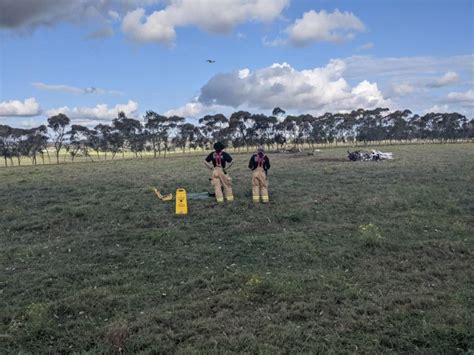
left=206, top=59, right=216, bottom=63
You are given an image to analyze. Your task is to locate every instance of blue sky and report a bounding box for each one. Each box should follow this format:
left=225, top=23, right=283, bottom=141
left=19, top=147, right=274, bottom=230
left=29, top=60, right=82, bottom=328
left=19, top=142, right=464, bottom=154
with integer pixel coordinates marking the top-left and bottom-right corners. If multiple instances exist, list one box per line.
left=0, top=0, right=473, bottom=127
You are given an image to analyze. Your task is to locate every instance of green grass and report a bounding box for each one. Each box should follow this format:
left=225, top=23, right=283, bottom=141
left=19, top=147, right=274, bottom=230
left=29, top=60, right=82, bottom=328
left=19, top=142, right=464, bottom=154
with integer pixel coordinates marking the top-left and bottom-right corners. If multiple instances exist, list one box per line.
left=1, top=144, right=473, bottom=353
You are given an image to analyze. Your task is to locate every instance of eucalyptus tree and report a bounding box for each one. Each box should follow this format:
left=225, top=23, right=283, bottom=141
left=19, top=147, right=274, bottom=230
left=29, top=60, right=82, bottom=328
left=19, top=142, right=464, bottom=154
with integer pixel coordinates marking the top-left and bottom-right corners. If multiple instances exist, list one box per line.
left=252, top=114, right=278, bottom=148
left=68, top=125, right=95, bottom=162
left=175, top=122, right=198, bottom=154
left=24, top=125, right=48, bottom=165
left=282, top=115, right=302, bottom=147
left=95, top=124, right=113, bottom=159
left=227, top=111, right=251, bottom=151
left=272, top=107, right=286, bottom=117
left=0, top=125, right=13, bottom=167
left=384, top=109, right=413, bottom=142
left=144, top=111, right=169, bottom=157
left=5, top=127, right=30, bottom=166
left=199, top=114, right=228, bottom=147
left=112, top=112, right=143, bottom=158
left=47, top=113, right=71, bottom=164
left=165, top=116, right=185, bottom=153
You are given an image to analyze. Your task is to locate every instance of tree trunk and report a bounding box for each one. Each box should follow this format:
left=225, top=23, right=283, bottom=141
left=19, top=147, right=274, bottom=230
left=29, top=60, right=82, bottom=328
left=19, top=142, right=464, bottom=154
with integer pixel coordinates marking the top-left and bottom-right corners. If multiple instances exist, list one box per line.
left=56, top=150, right=60, bottom=164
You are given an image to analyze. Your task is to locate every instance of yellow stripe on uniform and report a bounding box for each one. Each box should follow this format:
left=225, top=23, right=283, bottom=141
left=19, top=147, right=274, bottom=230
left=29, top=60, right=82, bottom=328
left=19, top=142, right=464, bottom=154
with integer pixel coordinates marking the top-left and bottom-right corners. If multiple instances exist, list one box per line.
left=253, top=196, right=260, bottom=202
left=261, top=195, right=269, bottom=203
left=216, top=197, right=224, bottom=203
left=226, top=195, right=234, bottom=201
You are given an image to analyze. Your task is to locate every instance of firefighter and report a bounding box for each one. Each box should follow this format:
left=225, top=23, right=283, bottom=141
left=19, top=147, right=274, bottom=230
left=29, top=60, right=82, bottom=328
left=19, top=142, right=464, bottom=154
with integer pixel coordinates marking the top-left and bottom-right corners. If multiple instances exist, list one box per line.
left=204, top=142, right=234, bottom=203
left=248, top=146, right=270, bottom=203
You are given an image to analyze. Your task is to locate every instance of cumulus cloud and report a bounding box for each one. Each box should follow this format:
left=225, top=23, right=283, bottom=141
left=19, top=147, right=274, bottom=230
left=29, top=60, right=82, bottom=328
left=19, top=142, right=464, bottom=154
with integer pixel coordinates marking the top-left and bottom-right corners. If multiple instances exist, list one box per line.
left=0, top=0, right=161, bottom=32
left=32, top=82, right=123, bottom=95
left=388, top=83, right=415, bottom=96
left=193, top=61, right=389, bottom=114
left=445, top=89, right=474, bottom=107
left=165, top=102, right=206, bottom=117
left=286, top=9, right=365, bottom=46
left=164, top=100, right=230, bottom=118
left=45, top=100, right=139, bottom=121
left=426, top=71, right=460, bottom=88
left=164, top=55, right=473, bottom=117
left=0, top=98, right=41, bottom=117
left=121, top=0, right=289, bottom=43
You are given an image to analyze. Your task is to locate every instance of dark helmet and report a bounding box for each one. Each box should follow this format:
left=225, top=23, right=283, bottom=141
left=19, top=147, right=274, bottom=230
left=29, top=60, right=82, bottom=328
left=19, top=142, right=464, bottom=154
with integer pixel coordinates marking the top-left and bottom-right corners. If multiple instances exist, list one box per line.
left=213, top=142, right=225, bottom=151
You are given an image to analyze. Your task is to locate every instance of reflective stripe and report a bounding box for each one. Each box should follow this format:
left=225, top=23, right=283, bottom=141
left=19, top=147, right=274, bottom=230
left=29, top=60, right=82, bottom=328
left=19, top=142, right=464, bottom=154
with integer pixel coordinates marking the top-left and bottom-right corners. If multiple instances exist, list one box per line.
left=214, top=152, right=223, bottom=167
left=226, top=196, right=234, bottom=201
left=253, top=196, right=260, bottom=202
left=216, top=197, right=224, bottom=202
left=261, top=195, right=269, bottom=203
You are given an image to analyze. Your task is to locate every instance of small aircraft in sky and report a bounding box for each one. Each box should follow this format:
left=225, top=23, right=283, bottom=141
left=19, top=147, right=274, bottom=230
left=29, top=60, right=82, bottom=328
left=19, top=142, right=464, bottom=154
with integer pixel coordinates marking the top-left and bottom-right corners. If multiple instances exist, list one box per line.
left=206, top=59, right=216, bottom=63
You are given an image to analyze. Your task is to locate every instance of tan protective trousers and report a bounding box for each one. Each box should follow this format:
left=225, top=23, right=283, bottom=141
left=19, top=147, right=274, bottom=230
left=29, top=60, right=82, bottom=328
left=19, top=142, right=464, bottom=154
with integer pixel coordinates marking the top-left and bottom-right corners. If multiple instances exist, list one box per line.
left=211, top=167, right=234, bottom=202
left=252, top=167, right=269, bottom=203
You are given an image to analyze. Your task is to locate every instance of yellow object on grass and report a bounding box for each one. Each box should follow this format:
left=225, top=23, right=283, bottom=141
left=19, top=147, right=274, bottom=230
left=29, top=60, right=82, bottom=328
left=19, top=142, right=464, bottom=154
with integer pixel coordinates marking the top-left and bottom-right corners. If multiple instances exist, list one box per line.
left=153, top=188, right=173, bottom=201
left=175, top=188, right=188, bottom=215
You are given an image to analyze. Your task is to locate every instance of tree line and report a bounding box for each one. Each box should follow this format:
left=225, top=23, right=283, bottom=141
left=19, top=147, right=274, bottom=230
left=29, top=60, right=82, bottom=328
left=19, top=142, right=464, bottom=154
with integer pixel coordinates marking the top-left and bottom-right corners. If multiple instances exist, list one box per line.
left=0, top=107, right=472, bottom=166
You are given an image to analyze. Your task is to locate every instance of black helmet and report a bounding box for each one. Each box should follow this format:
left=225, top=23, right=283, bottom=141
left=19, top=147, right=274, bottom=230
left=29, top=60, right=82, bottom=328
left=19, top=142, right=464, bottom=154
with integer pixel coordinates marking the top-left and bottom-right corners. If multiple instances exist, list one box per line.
left=213, top=142, right=225, bottom=151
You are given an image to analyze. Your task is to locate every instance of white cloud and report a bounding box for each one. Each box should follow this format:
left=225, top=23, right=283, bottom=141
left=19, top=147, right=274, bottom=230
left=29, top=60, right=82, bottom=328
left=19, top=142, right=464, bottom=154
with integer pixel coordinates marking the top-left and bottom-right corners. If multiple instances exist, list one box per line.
left=262, top=35, right=286, bottom=47
left=357, top=42, right=374, bottom=51
left=286, top=9, right=365, bottom=46
left=165, top=102, right=206, bottom=117
left=426, top=71, right=460, bottom=88
left=0, top=98, right=41, bottom=117
left=121, top=0, right=289, bottom=43
left=108, top=10, right=121, bottom=21
left=389, top=83, right=415, bottom=96
left=164, top=101, right=229, bottom=118
left=445, top=89, right=474, bottom=107
left=32, top=82, right=123, bottom=95
left=238, top=68, right=250, bottom=79
left=194, top=60, right=389, bottom=114
left=423, top=104, right=450, bottom=114
left=46, top=100, right=139, bottom=121
left=342, top=55, right=473, bottom=80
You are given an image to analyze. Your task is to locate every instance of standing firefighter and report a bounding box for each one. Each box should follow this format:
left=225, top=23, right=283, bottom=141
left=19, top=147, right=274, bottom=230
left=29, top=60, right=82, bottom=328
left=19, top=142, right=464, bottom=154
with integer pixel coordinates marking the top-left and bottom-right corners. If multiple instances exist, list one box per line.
left=204, top=142, right=234, bottom=203
left=249, top=146, right=270, bottom=203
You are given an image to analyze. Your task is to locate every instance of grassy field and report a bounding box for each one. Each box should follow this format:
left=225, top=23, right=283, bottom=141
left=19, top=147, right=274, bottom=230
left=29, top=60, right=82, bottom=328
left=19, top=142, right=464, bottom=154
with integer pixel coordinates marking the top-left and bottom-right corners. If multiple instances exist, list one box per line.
left=1, top=144, right=473, bottom=353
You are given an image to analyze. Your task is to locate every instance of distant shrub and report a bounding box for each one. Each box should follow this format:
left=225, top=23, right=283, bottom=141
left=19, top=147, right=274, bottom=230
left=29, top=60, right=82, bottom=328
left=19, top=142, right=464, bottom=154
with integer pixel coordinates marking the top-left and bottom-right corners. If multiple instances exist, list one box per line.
left=358, top=223, right=383, bottom=247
